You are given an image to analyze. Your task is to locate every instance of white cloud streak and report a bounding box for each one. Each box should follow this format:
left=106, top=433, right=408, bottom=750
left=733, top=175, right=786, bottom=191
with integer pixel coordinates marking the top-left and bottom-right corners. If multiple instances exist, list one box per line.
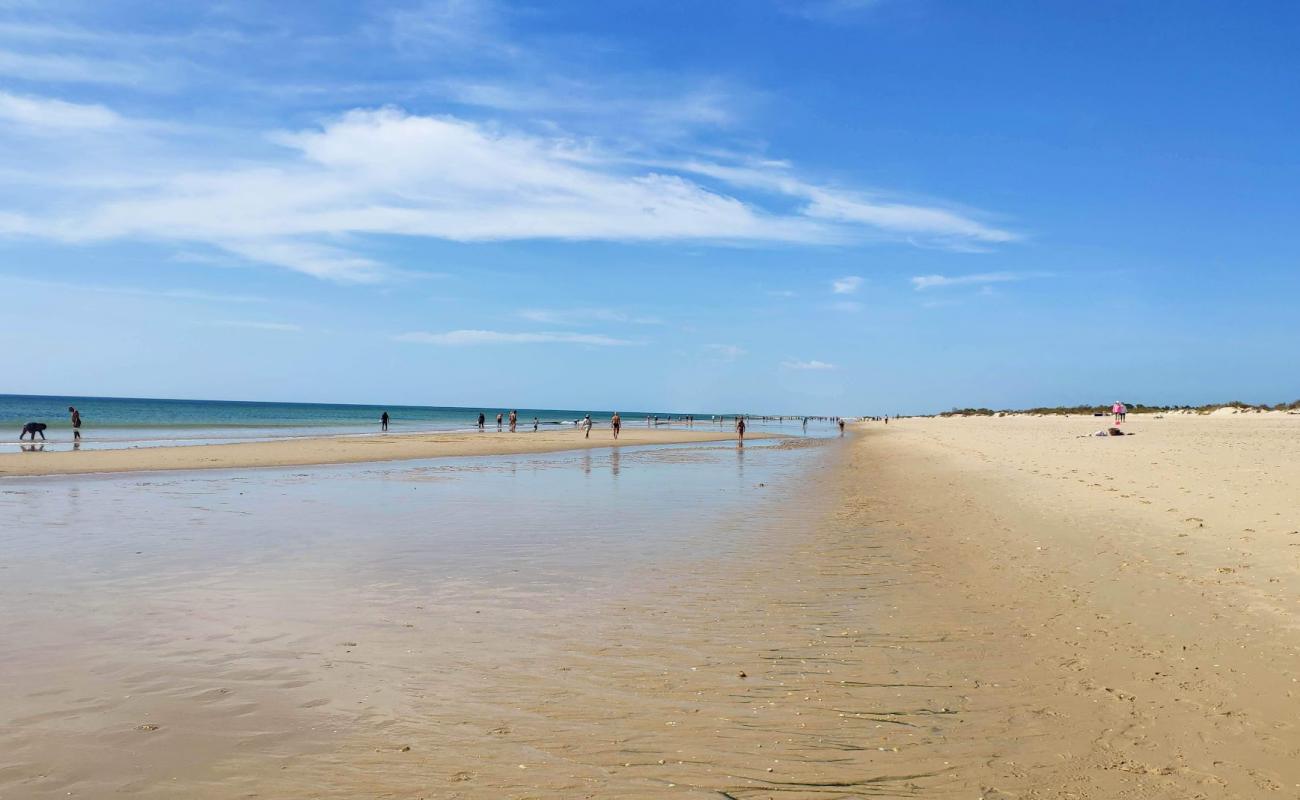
left=831, top=275, right=863, bottom=294
left=213, top=320, right=302, bottom=332
left=1, top=99, right=1017, bottom=282
left=394, top=329, right=638, bottom=346
left=0, top=91, right=121, bottom=130
left=519, top=307, right=663, bottom=326
left=706, top=343, right=747, bottom=359
left=782, top=359, right=837, bottom=370
left=910, top=271, right=1042, bottom=290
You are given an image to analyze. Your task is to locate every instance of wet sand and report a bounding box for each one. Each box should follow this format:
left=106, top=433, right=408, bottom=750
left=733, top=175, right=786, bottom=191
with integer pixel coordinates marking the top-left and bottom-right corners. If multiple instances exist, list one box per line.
left=0, top=426, right=770, bottom=477
left=2, top=415, right=1298, bottom=798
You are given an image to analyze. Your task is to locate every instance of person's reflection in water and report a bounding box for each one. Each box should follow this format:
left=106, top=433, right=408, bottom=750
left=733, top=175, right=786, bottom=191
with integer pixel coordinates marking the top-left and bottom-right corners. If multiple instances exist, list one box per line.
left=610, top=448, right=620, bottom=478
left=582, top=449, right=592, bottom=476
left=73, top=440, right=81, bottom=451
left=20, top=442, right=45, bottom=453
left=735, top=438, right=745, bottom=478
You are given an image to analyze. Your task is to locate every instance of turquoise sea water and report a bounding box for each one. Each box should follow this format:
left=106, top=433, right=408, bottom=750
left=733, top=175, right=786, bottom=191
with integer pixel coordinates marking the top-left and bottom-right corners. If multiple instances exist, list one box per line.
left=1, top=394, right=825, bottom=451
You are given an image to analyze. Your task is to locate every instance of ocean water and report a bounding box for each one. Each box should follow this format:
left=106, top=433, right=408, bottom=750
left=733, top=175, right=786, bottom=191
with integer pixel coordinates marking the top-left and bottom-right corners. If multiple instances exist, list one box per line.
left=1, top=394, right=828, bottom=451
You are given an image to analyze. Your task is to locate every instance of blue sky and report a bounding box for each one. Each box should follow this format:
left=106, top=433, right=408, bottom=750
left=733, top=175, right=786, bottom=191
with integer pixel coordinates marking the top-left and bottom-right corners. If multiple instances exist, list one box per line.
left=1, top=1, right=1296, bottom=414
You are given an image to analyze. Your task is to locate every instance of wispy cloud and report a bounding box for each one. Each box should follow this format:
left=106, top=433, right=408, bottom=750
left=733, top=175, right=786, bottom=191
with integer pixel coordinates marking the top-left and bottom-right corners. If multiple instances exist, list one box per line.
left=394, top=329, right=638, bottom=346
left=831, top=300, right=862, bottom=313
left=766, top=289, right=797, bottom=298
left=782, top=0, right=882, bottom=23
left=831, top=275, right=863, bottom=294
left=212, top=320, right=302, bottom=332
left=0, top=91, right=121, bottom=130
left=0, top=48, right=154, bottom=87
left=782, top=359, right=837, bottom=370
left=0, top=106, right=1018, bottom=282
left=519, top=307, right=663, bottom=326
left=910, top=271, right=1045, bottom=290
left=706, top=343, right=747, bottom=360
left=0, top=274, right=267, bottom=304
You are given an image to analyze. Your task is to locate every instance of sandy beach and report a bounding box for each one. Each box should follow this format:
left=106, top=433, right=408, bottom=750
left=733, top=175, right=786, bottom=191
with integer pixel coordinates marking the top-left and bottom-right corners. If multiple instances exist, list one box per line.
left=854, top=412, right=1300, bottom=796
left=0, top=426, right=771, bottom=477
left=2, top=415, right=1298, bottom=798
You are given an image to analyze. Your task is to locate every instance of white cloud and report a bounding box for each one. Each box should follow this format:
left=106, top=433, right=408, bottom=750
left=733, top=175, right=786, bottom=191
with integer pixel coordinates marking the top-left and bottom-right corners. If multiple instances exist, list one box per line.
left=395, top=329, right=637, bottom=346
left=910, top=271, right=1041, bottom=290
left=782, top=359, right=837, bottom=370
left=213, top=320, right=302, bottom=332
left=0, top=91, right=121, bottom=130
left=2, top=105, right=1018, bottom=282
left=706, top=343, right=747, bottom=359
left=519, top=307, right=663, bottom=326
left=831, top=300, right=862, bottom=313
left=831, top=275, right=863, bottom=294
left=783, top=0, right=882, bottom=22
left=0, top=274, right=267, bottom=304
left=0, top=49, right=153, bottom=86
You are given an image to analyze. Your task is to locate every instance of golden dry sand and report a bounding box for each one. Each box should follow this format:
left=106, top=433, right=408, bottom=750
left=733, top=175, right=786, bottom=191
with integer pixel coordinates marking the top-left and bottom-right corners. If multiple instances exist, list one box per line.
left=0, top=426, right=767, bottom=477
left=850, top=412, right=1300, bottom=796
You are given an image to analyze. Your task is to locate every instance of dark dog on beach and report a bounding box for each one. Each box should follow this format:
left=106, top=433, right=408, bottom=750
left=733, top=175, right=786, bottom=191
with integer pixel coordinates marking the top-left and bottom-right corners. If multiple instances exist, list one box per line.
left=20, top=422, right=47, bottom=440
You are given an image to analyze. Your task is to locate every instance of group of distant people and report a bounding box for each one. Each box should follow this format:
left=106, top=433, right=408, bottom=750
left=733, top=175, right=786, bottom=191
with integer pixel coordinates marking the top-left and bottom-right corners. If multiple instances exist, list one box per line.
left=372, top=409, right=793, bottom=443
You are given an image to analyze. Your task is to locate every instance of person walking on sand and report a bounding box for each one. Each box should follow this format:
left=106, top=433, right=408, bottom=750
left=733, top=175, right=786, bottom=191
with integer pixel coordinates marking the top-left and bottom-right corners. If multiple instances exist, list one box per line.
left=509, top=409, right=517, bottom=433
left=68, top=406, right=81, bottom=441
left=496, top=413, right=503, bottom=431
left=582, top=414, right=592, bottom=439
left=533, top=417, right=539, bottom=432
left=1113, top=401, right=1127, bottom=424
left=611, top=411, right=622, bottom=440
left=380, top=411, right=389, bottom=431
left=736, top=416, right=746, bottom=442
left=478, top=412, right=486, bottom=431
left=838, top=418, right=845, bottom=435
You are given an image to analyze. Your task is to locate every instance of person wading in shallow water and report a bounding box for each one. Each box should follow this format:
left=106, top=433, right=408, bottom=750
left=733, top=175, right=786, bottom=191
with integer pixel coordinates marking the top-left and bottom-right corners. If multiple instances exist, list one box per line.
left=477, top=412, right=485, bottom=431
left=735, top=416, right=746, bottom=443
left=380, top=411, right=389, bottom=431
left=496, top=413, right=503, bottom=431
left=509, top=409, right=517, bottom=433
left=68, top=406, right=81, bottom=441
left=611, top=411, right=622, bottom=440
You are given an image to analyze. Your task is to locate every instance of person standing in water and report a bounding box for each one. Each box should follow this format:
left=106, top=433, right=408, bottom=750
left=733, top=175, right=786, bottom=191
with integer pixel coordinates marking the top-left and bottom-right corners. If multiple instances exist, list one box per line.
left=68, top=406, right=81, bottom=441
left=508, top=409, right=517, bottom=433
left=611, top=411, right=621, bottom=440
left=477, top=412, right=486, bottom=431
left=496, top=413, right=503, bottom=431
left=736, top=416, right=746, bottom=442
left=533, top=417, right=539, bottom=432
left=380, top=411, right=389, bottom=431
